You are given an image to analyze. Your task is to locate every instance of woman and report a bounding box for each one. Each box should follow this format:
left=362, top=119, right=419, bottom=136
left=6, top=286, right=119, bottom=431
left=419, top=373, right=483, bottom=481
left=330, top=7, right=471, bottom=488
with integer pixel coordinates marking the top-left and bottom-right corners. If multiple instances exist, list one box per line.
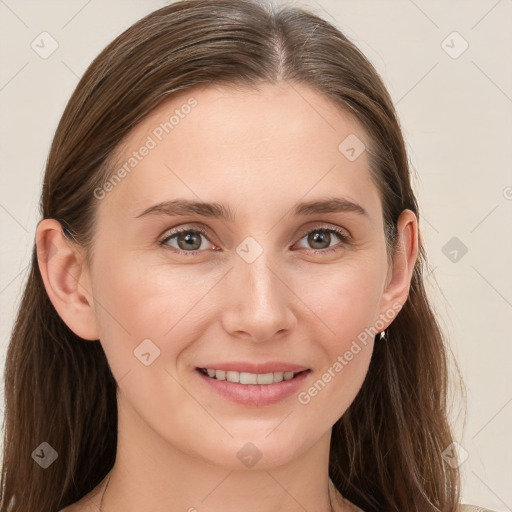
left=0, top=1, right=494, bottom=511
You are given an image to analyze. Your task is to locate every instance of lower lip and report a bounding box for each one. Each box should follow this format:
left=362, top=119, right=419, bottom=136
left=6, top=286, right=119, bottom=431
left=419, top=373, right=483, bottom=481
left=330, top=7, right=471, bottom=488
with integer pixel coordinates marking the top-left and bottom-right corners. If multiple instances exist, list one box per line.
left=196, top=369, right=311, bottom=406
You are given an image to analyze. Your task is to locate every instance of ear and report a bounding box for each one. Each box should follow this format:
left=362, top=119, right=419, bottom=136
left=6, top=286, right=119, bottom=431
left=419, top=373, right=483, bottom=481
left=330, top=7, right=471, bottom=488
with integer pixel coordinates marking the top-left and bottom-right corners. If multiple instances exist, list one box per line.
left=35, top=218, right=99, bottom=341
left=378, top=209, right=419, bottom=325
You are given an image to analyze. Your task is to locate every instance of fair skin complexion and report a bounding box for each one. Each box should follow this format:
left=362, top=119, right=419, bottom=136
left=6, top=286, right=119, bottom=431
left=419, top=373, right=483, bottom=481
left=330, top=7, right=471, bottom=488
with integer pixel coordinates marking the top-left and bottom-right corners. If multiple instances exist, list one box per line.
left=37, top=82, right=418, bottom=512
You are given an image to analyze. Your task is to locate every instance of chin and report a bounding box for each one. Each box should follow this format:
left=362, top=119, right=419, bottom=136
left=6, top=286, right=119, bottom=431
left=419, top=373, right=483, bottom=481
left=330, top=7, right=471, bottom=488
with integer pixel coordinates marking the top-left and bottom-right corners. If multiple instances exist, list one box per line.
left=190, top=429, right=314, bottom=471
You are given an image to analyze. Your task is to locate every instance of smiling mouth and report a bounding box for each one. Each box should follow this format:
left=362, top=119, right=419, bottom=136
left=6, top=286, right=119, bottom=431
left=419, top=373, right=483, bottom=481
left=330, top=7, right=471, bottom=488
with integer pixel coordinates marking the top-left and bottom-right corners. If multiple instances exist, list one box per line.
left=197, top=367, right=309, bottom=385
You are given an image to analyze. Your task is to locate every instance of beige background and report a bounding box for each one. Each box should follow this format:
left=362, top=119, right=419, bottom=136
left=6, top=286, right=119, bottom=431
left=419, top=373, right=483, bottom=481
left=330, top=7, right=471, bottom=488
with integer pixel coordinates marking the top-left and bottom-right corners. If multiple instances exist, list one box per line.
left=1, top=0, right=511, bottom=509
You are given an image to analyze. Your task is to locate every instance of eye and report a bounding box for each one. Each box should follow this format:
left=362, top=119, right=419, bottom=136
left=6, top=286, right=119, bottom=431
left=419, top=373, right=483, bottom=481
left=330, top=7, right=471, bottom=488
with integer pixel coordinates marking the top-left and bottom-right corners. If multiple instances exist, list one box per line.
left=294, top=226, right=350, bottom=254
left=159, top=224, right=350, bottom=257
left=159, top=227, right=216, bottom=256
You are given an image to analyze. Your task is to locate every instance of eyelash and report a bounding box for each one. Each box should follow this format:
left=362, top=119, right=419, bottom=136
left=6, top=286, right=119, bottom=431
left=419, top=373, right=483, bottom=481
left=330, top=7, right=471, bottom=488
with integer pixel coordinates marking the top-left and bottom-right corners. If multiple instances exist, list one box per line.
left=158, top=224, right=350, bottom=257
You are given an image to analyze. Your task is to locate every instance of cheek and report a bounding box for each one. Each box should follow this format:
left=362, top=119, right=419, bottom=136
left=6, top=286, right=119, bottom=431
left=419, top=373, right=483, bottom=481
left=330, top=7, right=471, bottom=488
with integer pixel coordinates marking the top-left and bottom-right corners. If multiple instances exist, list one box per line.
left=297, top=251, right=386, bottom=343
left=89, top=252, right=224, bottom=377
left=298, top=341, right=373, bottom=431
left=292, top=256, right=383, bottom=422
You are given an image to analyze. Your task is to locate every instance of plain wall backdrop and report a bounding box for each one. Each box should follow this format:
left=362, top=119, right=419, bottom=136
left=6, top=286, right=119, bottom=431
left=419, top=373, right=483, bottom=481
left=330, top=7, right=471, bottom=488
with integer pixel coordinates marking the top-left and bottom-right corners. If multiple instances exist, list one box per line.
left=0, top=0, right=511, bottom=509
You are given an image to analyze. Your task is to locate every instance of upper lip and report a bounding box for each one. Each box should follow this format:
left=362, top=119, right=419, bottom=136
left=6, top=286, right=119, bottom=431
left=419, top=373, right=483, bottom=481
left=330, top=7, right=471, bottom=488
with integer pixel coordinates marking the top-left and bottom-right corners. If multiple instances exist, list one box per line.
left=196, top=362, right=310, bottom=374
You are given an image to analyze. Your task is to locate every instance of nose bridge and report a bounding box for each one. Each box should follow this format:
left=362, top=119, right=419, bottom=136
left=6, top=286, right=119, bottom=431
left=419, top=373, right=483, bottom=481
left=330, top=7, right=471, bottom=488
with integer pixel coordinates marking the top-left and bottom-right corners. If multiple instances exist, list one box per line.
left=221, top=235, right=295, bottom=340
left=236, top=236, right=282, bottom=307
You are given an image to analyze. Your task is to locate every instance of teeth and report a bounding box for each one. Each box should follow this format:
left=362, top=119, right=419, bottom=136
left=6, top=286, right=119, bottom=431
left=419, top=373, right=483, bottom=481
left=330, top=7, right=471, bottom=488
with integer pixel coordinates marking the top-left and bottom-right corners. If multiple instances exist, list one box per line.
left=226, top=371, right=239, bottom=383
left=256, top=373, right=274, bottom=384
left=240, top=372, right=258, bottom=384
left=203, top=369, right=302, bottom=384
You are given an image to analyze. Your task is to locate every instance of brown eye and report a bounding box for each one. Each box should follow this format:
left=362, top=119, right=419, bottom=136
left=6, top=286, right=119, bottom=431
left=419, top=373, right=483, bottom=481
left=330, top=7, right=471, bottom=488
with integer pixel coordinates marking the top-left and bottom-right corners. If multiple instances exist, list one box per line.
left=160, top=228, right=214, bottom=255
left=175, top=231, right=203, bottom=251
left=295, top=227, right=349, bottom=254
left=308, top=230, right=332, bottom=250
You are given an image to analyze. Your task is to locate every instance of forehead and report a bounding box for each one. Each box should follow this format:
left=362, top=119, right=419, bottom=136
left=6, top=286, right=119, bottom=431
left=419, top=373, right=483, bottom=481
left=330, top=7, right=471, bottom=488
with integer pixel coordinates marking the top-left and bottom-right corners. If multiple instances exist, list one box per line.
left=98, top=81, right=380, bottom=223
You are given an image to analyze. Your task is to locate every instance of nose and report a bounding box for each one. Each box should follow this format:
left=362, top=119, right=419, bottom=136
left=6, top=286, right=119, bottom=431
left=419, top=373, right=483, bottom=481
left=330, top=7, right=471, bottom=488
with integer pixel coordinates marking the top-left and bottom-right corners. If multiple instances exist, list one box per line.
left=220, top=246, right=297, bottom=343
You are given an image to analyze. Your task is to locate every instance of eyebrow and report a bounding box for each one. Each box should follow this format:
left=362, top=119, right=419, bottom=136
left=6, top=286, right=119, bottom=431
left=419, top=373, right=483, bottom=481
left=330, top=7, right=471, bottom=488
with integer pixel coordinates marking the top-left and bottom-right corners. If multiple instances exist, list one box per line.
left=135, top=197, right=368, bottom=221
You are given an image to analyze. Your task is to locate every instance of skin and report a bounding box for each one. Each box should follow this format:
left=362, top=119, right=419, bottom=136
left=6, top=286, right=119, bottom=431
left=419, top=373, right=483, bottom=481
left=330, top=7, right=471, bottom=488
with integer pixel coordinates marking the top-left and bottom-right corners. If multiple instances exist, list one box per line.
left=37, top=81, right=418, bottom=512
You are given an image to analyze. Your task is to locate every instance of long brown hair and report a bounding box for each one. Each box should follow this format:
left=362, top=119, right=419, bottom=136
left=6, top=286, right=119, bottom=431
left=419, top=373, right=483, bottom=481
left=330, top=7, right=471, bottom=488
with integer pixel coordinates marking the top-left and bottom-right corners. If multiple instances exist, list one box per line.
left=1, top=1, right=464, bottom=510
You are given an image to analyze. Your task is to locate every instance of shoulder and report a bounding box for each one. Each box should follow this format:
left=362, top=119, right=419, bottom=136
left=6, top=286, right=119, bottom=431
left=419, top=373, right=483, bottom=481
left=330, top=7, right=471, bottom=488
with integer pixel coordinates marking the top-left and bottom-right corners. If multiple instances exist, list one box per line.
left=459, top=505, right=497, bottom=512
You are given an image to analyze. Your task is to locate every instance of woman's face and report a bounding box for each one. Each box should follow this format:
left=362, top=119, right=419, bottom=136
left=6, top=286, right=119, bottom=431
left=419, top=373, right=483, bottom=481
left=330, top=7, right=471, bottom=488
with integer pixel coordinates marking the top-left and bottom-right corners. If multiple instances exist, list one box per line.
left=75, top=82, right=412, bottom=469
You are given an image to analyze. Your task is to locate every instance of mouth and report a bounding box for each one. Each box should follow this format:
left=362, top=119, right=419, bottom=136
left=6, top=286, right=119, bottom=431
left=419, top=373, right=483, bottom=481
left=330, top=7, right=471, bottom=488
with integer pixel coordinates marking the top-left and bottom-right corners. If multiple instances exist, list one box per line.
left=195, top=366, right=312, bottom=406
left=197, top=367, right=310, bottom=385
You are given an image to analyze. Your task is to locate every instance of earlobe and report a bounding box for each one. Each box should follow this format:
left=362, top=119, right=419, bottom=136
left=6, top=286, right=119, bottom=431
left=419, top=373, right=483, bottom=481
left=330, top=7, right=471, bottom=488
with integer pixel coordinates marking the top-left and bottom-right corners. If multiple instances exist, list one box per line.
left=35, top=218, right=99, bottom=341
left=379, top=209, right=419, bottom=321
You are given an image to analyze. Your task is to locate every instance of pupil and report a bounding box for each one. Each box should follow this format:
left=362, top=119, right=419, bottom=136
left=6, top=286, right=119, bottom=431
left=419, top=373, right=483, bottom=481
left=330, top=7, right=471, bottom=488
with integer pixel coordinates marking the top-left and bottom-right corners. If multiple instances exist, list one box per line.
left=309, top=230, right=330, bottom=249
left=179, top=232, right=201, bottom=250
